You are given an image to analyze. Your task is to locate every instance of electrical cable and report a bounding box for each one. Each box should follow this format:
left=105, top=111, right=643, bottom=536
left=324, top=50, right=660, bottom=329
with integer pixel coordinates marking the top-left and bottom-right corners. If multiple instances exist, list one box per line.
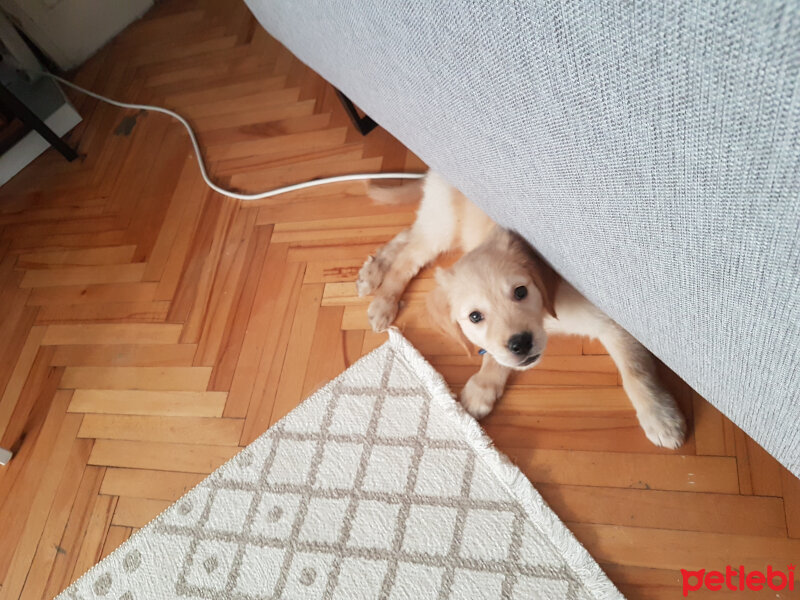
left=43, top=72, right=424, bottom=201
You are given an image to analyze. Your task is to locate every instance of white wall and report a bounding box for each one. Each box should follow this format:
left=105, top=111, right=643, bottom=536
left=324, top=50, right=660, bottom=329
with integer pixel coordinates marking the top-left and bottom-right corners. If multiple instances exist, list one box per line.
left=0, top=0, right=153, bottom=70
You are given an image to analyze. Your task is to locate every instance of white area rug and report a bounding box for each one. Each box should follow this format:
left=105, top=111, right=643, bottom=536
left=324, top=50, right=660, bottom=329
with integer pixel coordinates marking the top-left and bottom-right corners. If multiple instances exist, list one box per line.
left=58, top=330, right=623, bottom=600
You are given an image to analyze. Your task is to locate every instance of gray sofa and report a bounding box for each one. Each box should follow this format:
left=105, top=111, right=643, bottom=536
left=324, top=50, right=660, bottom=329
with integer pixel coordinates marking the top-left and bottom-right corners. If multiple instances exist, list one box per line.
left=245, top=0, right=800, bottom=477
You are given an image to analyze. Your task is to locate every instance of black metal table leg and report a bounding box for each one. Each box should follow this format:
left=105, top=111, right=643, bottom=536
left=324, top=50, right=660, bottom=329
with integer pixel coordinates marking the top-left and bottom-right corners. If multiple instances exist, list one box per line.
left=335, top=89, right=378, bottom=136
left=0, top=83, right=78, bottom=162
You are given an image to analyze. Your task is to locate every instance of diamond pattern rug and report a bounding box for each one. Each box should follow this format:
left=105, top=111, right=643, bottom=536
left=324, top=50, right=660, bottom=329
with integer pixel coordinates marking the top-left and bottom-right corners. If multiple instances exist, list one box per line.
left=58, top=330, right=623, bottom=600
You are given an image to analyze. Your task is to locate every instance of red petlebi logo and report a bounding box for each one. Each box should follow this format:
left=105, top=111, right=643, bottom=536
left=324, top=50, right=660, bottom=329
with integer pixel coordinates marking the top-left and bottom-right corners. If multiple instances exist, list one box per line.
left=681, top=565, right=795, bottom=596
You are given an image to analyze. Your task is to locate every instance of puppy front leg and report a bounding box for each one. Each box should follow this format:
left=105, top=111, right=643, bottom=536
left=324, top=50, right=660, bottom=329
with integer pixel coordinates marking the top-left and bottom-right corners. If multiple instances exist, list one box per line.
left=600, top=328, right=687, bottom=449
left=461, top=353, right=511, bottom=419
left=366, top=230, right=442, bottom=331
left=357, top=229, right=410, bottom=297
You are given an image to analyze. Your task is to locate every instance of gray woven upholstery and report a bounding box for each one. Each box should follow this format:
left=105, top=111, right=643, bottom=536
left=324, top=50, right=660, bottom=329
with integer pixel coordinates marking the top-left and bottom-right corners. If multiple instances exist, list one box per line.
left=245, top=0, right=800, bottom=476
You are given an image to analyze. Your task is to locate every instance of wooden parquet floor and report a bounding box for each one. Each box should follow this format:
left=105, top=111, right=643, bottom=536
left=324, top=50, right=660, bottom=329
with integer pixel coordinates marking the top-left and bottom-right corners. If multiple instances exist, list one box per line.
left=0, top=1, right=798, bottom=598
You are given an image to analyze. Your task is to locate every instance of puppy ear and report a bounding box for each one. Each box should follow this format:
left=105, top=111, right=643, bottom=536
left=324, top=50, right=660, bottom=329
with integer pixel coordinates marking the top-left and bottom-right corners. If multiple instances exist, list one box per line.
left=505, top=230, right=559, bottom=319
left=530, top=263, right=558, bottom=319
left=427, top=269, right=472, bottom=356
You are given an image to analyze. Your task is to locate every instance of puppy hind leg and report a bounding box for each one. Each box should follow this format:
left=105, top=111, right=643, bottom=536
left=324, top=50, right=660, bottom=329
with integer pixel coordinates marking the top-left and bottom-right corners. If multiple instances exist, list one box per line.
left=599, top=327, right=687, bottom=449
left=357, top=229, right=410, bottom=297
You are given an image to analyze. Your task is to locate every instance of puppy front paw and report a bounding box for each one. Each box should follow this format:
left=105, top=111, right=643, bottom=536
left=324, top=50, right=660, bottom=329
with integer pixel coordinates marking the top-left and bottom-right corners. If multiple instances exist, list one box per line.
left=357, top=255, right=384, bottom=297
left=367, top=296, right=398, bottom=332
left=637, top=401, right=687, bottom=449
left=460, top=376, right=501, bottom=419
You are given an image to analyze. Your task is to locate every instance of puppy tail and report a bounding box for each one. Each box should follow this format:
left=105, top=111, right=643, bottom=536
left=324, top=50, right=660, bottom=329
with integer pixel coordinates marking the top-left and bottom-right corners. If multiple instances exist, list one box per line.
left=367, top=179, right=424, bottom=205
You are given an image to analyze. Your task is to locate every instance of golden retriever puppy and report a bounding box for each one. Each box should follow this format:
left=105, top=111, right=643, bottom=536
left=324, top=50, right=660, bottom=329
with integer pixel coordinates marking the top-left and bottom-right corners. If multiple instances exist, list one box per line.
left=357, top=171, right=687, bottom=449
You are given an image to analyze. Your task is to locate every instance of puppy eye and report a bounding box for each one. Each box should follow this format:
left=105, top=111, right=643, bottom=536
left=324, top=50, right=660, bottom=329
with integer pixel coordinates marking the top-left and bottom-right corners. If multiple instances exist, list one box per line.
left=514, top=286, right=528, bottom=300
left=469, top=311, right=483, bottom=323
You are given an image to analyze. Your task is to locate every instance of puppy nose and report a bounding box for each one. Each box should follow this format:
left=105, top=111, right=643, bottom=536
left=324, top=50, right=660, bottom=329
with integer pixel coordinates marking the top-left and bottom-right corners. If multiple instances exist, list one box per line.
left=508, top=332, right=533, bottom=355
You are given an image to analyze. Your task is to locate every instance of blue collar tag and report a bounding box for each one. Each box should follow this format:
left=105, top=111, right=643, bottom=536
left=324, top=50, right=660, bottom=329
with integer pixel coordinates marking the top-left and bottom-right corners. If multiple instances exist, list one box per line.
left=478, top=348, right=487, bottom=355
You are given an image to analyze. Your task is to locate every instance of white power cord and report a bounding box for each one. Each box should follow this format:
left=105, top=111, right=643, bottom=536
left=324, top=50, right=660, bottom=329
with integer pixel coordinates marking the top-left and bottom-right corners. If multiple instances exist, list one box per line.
left=44, top=72, right=425, bottom=201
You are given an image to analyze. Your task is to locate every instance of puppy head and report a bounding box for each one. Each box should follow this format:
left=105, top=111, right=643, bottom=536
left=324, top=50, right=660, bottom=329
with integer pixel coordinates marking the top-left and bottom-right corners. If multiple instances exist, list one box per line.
left=427, top=229, right=557, bottom=370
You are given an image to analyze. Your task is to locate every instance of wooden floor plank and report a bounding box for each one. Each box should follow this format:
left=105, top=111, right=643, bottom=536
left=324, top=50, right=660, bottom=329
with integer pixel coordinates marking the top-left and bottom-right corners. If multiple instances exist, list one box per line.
left=78, top=414, right=243, bottom=445
left=224, top=242, right=299, bottom=419
left=173, top=197, right=237, bottom=341
left=100, top=525, right=132, bottom=561
left=536, top=483, right=787, bottom=537
left=692, top=390, right=735, bottom=457
left=782, top=466, right=800, bottom=539
left=267, top=282, right=323, bottom=427
left=17, top=245, right=137, bottom=268
left=0, top=305, right=37, bottom=404
left=26, top=282, right=158, bottom=306
left=208, top=224, right=273, bottom=391
left=0, top=325, right=46, bottom=439
left=491, top=386, right=634, bottom=415
left=67, top=493, right=117, bottom=588
left=744, top=436, right=785, bottom=497
left=142, top=156, right=204, bottom=283
left=20, top=263, right=146, bottom=288
left=61, top=366, right=212, bottom=391
left=17, top=438, right=94, bottom=600
left=152, top=183, right=210, bottom=302
left=570, top=522, right=800, bottom=575
left=597, top=563, right=790, bottom=600
left=486, top=418, right=680, bottom=454
left=112, top=496, right=170, bottom=528
left=192, top=205, right=258, bottom=362
left=69, top=389, right=226, bottom=417
left=301, top=305, right=348, bottom=398
left=36, top=300, right=171, bottom=324
left=505, top=448, right=740, bottom=493
left=2, top=411, right=84, bottom=600
left=42, top=323, right=183, bottom=346
left=50, top=343, right=197, bottom=367
left=88, top=439, right=238, bottom=473
left=40, top=466, right=105, bottom=600
left=0, top=348, right=61, bottom=462
left=100, top=468, right=205, bottom=501
left=0, top=3, right=796, bottom=598
left=0, top=389, right=72, bottom=582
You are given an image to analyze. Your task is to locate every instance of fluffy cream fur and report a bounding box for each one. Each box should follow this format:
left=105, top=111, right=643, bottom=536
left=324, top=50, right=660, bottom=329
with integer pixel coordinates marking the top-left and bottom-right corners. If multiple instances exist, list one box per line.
left=358, top=172, right=686, bottom=449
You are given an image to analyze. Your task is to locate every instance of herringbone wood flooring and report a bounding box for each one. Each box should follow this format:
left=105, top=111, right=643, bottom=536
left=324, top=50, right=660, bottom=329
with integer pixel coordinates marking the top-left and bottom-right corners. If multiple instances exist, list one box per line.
left=0, top=1, right=798, bottom=598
